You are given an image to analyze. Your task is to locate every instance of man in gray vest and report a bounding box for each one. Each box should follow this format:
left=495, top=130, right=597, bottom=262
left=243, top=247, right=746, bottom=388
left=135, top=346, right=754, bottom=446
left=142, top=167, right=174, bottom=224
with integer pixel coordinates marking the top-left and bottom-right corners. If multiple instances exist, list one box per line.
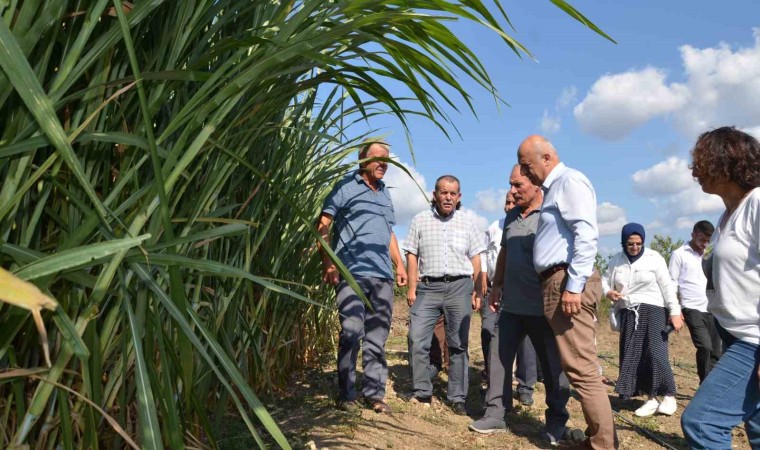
left=469, top=165, right=581, bottom=446
left=318, top=139, right=407, bottom=414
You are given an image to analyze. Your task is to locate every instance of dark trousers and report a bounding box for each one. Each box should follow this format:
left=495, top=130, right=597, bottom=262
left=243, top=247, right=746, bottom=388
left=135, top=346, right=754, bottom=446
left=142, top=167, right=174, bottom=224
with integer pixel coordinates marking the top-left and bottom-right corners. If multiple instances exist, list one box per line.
left=336, top=278, right=394, bottom=401
left=480, top=296, right=498, bottom=378
left=515, top=335, right=539, bottom=396
left=481, top=288, right=540, bottom=388
left=682, top=307, right=723, bottom=383
left=483, top=312, right=570, bottom=437
left=409, top=277, right=474, bottom=402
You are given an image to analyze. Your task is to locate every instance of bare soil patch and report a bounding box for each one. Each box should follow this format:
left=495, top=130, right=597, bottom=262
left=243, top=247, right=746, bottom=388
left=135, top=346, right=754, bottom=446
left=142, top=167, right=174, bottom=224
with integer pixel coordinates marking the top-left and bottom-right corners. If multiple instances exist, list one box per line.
left=255, top=300, right=752, bottom=450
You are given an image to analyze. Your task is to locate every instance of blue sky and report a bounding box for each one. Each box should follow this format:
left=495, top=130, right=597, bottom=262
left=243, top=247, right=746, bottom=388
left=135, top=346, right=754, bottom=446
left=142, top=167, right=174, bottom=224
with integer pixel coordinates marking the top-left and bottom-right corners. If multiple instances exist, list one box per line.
left=356, top=0, right=760, bottom=255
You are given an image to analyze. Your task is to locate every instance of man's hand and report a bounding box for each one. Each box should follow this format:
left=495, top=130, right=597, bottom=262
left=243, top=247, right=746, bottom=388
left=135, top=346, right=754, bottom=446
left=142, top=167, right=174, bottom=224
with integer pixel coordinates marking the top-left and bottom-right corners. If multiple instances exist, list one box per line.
left=479, top=274, right=488, bottom=298
left=322, top=263, right=340, bottom=285
left=471, top=291, right=481, bottom=311
left=396, top=267, right=408, bottom=287
left=561, top=290, right=582, bottom=316
left=488, top=287, right=501, bottom=313
left=406, top=291, right=416, bottom=307
left=669, top=314, right=684, bottom=332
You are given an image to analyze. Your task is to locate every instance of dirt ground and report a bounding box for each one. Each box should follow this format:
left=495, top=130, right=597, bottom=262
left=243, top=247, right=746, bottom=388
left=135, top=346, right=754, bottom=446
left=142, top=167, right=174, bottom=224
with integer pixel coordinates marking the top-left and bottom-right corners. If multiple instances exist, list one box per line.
left=266, top=299, right=752, bottom=450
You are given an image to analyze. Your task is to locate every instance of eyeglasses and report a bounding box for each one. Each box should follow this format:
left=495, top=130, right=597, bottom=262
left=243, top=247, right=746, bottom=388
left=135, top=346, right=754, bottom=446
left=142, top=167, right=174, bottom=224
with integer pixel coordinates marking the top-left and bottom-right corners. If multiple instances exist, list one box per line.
left=625, top=242, right=643, bottom=248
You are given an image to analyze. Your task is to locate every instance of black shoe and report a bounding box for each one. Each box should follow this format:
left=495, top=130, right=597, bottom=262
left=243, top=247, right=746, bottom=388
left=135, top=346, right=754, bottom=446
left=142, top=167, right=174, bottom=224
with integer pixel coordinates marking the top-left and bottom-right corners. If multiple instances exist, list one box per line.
left=513, top=390, right=534, bottom=407
left=451, top=402, right=468, bottom=416
left=545, top=428, right=586, bottom=447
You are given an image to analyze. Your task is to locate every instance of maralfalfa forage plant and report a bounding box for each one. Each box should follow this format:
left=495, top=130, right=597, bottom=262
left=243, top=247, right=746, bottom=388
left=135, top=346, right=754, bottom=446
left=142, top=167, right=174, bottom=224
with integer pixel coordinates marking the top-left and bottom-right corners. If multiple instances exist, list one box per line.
left=0, top=0, right=610, bottom=448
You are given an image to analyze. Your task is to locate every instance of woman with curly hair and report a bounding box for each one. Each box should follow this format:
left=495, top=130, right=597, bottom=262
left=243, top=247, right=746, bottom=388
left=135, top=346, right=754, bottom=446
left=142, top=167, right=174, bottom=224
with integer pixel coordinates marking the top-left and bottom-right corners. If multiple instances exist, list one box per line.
left=681, top=126, right=760, bottom=449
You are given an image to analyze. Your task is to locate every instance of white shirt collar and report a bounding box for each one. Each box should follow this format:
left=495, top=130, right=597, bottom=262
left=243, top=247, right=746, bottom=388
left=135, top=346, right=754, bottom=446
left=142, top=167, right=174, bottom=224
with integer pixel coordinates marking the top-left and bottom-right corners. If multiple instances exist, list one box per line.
left=542, top=161, right=567, bottom=190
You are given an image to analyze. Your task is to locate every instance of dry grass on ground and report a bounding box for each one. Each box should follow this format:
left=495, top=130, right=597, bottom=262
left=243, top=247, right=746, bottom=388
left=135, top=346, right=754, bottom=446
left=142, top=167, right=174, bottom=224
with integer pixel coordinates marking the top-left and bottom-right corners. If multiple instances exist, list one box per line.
left=246, top=300, right=752, bottom=450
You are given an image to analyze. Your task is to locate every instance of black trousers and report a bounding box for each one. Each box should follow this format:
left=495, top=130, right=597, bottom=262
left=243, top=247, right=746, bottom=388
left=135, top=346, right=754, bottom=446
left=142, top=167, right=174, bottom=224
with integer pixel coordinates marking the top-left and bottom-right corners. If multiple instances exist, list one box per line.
left=682, top=307, right=723, bottom=383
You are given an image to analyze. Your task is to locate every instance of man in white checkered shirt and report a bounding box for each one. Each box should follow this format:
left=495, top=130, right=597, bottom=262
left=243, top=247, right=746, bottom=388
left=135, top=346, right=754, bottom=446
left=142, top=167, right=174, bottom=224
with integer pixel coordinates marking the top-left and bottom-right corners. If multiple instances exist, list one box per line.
left=404, top=175, right=486, bottom=415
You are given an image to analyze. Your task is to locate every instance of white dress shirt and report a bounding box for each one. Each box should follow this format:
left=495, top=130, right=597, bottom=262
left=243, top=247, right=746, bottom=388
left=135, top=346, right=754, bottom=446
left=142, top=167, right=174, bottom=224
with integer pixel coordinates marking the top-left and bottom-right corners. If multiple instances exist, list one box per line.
left=483, top=218, right=505, bottom=280
left=534, top=162, right=599, bottom=293
left=669, top=244, right=709, bottom=312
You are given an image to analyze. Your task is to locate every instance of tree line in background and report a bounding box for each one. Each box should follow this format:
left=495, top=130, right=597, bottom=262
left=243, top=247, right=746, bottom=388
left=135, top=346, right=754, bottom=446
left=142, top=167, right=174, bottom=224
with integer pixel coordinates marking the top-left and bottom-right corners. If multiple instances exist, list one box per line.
left=0, top=0, right=610, bottom=448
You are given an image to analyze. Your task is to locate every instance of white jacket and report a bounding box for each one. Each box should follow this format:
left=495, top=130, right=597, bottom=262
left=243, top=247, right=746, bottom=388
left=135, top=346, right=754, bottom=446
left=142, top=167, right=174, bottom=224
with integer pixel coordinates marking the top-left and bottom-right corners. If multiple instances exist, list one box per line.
left=602, top=248, right=680, bottom=316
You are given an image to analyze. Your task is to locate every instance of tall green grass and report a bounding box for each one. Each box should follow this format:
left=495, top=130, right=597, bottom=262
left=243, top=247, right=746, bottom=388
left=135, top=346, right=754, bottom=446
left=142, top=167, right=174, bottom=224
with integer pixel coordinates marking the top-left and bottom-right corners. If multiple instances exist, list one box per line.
left=0, top=0, right=610, bottom=447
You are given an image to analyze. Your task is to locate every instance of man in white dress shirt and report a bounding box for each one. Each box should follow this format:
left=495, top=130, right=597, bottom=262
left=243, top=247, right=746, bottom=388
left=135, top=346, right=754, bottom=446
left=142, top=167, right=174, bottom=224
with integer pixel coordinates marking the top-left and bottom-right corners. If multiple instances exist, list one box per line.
left=517, top=135, right=617, bottom=450
left=669, top=220, right=722, bottom=383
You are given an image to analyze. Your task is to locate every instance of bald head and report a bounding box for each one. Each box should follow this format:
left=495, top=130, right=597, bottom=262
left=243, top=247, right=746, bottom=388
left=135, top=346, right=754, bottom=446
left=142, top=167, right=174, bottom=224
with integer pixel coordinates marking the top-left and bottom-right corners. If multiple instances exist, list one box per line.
left=517, top=135, right=559, bottom=185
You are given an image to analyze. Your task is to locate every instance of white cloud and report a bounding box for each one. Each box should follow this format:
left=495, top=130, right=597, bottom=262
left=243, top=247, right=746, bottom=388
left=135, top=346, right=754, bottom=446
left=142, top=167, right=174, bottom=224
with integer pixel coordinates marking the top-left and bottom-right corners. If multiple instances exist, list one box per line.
left=631, top=157, right=695, bottom=195
left=646, top=220, right=665, bottom=232
left=675, top=217, right=697, bottom=229
left=575, top=29, right=760, bottom=140
left=459, top=207, right=490, bottom=233
left=675, top=31, right=760, bottom=137
left=631, top=157, right=723, bottom=215
left=385, top=157, right=496, bottom=232
left=540, top=110, right=561, bottom=134
left=597, top=202, right=627, bottom=236
left=473, top=188, right=509, bottom=213
left=630, top=157, right=723, bottom=231
left=574, top=67, right=689, bottom=140
left=384, top=154, right=430, bottom=227
left=558, top=86, right=578, bottom=108
left=538, top=85, right=578, bottom=135
left=667, top=185, right=724, bottom=216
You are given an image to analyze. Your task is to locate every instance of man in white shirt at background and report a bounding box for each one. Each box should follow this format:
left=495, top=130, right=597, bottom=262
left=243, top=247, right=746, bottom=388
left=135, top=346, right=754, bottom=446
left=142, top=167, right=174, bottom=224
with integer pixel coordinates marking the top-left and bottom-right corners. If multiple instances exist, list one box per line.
left=669, top=220, right=722, bottom=383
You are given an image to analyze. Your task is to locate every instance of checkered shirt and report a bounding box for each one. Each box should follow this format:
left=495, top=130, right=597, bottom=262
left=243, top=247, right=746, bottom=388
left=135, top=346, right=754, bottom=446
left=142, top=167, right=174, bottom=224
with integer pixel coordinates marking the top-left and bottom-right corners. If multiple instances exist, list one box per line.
left=403, top=207, right=486, bottom=278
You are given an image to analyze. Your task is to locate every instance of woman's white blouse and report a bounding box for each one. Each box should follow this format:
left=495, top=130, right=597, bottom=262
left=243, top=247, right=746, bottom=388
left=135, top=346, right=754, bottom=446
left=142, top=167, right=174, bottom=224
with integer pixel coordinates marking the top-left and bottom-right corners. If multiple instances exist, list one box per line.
left=602, top=248, right=680, bottom=315
left=709, top=188, right=760, bottom=345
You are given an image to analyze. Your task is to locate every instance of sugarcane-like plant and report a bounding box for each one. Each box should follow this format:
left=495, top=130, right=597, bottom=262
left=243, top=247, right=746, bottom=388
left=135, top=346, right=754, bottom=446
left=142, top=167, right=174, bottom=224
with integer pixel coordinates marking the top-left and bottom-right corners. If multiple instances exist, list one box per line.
left=0, top=0, right=611, bottom=448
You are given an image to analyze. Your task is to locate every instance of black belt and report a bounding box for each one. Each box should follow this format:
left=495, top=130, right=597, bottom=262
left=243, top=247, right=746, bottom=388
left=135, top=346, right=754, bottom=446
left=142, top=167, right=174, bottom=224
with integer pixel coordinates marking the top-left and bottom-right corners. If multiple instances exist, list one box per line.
left=538, top=264, right=568, bottom=281
left=421, top=274, right=469, bottom=283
